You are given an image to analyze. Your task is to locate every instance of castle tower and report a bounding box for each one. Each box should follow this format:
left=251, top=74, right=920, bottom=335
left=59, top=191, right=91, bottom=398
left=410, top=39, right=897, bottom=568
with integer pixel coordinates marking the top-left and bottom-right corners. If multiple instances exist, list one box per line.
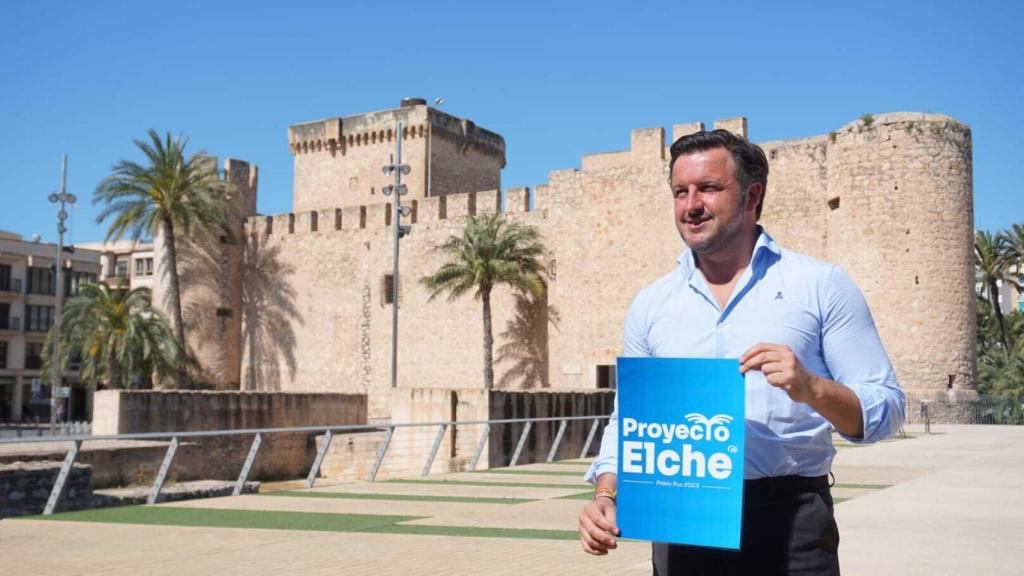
left=822, top=113, right=975, bottom=400
left=153, top=158, right=258, bottom=388
left=288, top=98, right=506, bottom=212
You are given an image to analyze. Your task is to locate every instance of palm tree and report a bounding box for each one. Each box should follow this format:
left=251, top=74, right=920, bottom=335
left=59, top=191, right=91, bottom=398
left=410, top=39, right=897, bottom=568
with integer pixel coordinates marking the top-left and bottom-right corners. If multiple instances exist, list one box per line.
left=422, top=213, right=548, bottom=389
left=43, top=282, right=184, bottom=390
left=999, top=223, right=1024, bottom=291
left=975, top=230, right=1014, bottom=352
left=94, top=130, right=235, bottom=386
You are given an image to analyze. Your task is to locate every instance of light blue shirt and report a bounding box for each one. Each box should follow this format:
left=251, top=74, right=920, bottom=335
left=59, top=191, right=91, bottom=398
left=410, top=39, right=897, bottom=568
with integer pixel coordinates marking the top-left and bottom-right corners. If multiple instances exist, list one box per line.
left=586, top=228, right=905, bottom=482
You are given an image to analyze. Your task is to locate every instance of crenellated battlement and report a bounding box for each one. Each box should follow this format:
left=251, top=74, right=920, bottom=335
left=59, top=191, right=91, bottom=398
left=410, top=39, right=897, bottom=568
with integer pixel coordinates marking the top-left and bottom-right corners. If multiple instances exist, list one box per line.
left=579, top=117, right=747, bottom=172
left=288, top=105, right=505, bottom=163
left=245, top=185, right=535, bottom=240
left=290, top=101, right=506, bottom=212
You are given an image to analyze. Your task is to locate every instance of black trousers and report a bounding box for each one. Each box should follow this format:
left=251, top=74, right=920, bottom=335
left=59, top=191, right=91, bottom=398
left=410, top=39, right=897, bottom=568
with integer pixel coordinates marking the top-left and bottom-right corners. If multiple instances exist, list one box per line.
left=652, top=475, right=840, bottom=576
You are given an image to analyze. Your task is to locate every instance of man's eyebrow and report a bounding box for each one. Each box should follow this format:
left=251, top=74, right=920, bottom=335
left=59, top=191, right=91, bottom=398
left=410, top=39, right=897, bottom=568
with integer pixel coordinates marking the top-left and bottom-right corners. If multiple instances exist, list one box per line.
left=696, top=180, right=725, bottom=187
left=674, top=180, right=725, bottom=189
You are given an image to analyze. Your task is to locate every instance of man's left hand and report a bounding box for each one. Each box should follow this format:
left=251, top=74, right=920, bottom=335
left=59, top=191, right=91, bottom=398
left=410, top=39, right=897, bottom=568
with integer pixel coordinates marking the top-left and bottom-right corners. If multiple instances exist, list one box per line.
left=739, top=343, right=822, bottom=404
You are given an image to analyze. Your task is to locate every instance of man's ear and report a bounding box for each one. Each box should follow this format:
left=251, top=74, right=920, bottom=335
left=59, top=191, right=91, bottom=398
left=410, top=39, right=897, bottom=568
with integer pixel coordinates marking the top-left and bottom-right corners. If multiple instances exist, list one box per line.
left=745, top=182, right=764, bottom=214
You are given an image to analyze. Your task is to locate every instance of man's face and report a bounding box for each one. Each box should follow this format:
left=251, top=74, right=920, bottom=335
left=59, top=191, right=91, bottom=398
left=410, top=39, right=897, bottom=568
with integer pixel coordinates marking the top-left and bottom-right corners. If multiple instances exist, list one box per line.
left=671, top=148, right=757, bottom=256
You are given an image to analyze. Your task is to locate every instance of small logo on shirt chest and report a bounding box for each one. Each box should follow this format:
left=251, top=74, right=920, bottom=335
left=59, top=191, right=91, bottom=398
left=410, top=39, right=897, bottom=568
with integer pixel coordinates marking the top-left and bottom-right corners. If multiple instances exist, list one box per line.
left=774, top=291, right=784, bottom=301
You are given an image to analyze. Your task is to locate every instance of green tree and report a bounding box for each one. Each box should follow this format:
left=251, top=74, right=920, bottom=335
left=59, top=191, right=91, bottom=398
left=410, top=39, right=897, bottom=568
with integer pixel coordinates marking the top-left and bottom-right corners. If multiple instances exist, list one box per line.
left=422, top=213, right=548, bottom=389
left=977, top=303, right=1024, bottom=397
left=93, top=130, right=235, bottom=386
left=43, top=282, right=184, bottom=390
left=975, top=230, right=1014, bottom=352
left=999, top=223, right=1024, bottom=289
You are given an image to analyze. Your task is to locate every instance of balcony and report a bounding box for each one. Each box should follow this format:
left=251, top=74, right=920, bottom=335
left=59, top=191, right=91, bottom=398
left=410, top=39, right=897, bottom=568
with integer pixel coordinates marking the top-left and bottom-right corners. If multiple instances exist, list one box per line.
left=0, top=316, right=21, bottom=332
left=0, top=278, right=23, bottom=298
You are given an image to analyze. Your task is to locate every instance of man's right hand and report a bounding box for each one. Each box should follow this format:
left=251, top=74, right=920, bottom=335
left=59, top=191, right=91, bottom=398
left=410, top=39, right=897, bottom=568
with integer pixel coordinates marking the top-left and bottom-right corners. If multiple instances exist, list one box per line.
left=578, top=495, right=620, bottom=555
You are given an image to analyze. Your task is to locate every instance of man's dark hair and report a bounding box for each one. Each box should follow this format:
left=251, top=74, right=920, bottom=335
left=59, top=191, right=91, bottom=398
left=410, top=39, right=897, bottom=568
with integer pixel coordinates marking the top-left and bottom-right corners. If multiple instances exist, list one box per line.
left=668, top=129, right=769, bottom=220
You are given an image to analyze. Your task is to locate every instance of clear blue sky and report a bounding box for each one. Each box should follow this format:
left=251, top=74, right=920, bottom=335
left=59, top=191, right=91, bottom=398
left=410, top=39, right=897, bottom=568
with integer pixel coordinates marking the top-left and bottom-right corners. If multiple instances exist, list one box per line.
left=1, top=0, right=1020, bottom=245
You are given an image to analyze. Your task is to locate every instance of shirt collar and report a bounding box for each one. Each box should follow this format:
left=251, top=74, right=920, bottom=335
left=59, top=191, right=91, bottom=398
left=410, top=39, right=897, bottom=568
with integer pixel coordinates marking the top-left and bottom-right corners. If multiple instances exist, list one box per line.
left=676, top=226, right=780, bottom=279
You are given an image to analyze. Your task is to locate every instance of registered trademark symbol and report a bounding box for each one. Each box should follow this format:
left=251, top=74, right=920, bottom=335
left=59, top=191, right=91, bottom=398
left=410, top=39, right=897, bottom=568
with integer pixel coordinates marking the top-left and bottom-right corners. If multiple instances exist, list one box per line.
left=727, top=445, right=738, bottom=454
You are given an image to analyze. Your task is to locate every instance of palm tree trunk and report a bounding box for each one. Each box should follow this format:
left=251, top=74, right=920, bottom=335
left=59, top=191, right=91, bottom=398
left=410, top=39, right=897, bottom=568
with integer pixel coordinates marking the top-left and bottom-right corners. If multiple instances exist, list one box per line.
left=482, top=286, right=494, bottom=390
left=106, top=349, right=122, bottom=390
left=162, top=218, right=189, bottom=388
left=989, top=278, right=1012, bottom=353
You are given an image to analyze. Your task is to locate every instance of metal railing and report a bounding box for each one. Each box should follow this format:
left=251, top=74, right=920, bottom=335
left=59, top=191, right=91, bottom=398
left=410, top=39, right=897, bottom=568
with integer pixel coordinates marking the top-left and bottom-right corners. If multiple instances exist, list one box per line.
left=0, top=278, right=23, bottom=294
left=919, top=396, right=1024, bottom=429
left=0, top=414, right=610, bottom=516
left=0, top=420, right=90, bottom=438
left=0, top=316, right=21, bottom=331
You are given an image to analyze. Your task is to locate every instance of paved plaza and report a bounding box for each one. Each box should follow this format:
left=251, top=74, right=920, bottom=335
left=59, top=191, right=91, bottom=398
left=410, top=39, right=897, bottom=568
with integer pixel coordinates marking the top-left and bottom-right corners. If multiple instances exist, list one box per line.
left=1, top=424, right=1022, bottom=575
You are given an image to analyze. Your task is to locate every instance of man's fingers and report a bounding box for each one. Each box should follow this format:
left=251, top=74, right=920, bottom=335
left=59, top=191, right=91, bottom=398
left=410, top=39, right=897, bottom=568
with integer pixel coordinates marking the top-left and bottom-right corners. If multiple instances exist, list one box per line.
left=760, top=361, right=786, bottom=378
left=740, top=342, right=779, bottom=362
left=739, top=351, right=773, bottom=373
left=588, top=502, right=618, bottom=534
left=579, top=526, right=609, bottom=555
left=741, top=342, right=789, bottom=362
left=605, top=502, right=619, bottom=535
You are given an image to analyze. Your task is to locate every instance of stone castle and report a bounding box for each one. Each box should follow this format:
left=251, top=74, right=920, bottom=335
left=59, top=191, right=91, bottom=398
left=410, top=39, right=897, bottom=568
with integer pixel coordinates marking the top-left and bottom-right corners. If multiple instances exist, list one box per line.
left=160, top=99, right=974, bottom=420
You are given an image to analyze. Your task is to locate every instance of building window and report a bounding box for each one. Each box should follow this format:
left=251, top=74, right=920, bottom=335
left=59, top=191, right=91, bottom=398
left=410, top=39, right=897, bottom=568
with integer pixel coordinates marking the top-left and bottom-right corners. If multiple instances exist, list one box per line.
left=26, top=305, right=55, bottom=332
left=69, top=351, right=82, bottom=372
left=134, top=257, right=153, bottom=277
left=65, top=271, right=97, bottom=296
left=27, top=266, right=55, bottom=295
left=25, top=342, right=43, bottom=370
left=596, top=365, right=617, bottom=390
left=0, top=265, right=11, bottom=291
left=381, top=274, right=397, bottom=305
left=115, top=257, right=129, bottom=278
left=0, top=303, right=9, bottom=330
left=0, top=341, right=7, bottom=369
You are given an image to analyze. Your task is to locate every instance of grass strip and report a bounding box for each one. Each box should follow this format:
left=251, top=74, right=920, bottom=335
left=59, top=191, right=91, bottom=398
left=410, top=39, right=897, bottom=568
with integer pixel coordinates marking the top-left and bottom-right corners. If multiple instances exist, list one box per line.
left=477, top=469, right=584, bottom=477
left=367, top=524, right=579, bottom=540
left=30, top=505, right=580, bottom=541
left=30, top=506, right=423, bottom=533
left=263, top=491, right=534, bottom=505
left=387, top=478, right=592, bottom=490
left=544, top=461, right=593, bottom=466
left=556, top=492, right=595, bottom=500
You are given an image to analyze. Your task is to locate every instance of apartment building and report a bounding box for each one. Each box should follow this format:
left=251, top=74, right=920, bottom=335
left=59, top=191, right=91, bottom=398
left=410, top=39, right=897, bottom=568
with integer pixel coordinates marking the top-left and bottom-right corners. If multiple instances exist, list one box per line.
left=0, top=230, right=101, bottom=421
left=77, top=239, right=155, bottom=291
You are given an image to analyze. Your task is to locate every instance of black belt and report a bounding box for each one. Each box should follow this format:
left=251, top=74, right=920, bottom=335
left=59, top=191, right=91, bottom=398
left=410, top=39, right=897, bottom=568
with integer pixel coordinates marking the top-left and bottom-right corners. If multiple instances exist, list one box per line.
left=744, top=475, right=829, bottom=497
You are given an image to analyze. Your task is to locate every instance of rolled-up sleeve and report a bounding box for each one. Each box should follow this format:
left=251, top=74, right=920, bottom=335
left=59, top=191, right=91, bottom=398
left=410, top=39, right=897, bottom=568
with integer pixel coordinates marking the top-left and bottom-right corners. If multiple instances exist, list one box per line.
left=585, top=292, right=652, bottom=484
left=820, top=266, right=906, bottom=444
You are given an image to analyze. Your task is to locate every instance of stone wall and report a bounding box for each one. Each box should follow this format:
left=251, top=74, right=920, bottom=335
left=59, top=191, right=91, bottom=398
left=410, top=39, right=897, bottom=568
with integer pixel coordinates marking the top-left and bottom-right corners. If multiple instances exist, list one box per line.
left=87, top=391, right=368, bottom=486
left=487, top=390, right=614, bottom=467
left=92, top=390, right=367, bottom=434
left=314, top=389, right=613, bottom=481
left=0, top=461, right=92, bottom=518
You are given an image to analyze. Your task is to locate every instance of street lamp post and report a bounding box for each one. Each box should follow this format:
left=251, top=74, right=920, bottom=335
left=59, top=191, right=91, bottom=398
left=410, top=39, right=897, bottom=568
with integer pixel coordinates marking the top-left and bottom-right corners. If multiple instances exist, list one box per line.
left=48, top=155, right=75, bottom=433
left=382, top=122, right=412, bottom=389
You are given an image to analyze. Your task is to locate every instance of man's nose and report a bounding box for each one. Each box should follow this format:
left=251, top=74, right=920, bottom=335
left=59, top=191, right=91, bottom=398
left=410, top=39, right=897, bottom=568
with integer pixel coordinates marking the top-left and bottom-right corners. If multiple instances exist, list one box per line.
left=684, top=189, right=704, bottom=213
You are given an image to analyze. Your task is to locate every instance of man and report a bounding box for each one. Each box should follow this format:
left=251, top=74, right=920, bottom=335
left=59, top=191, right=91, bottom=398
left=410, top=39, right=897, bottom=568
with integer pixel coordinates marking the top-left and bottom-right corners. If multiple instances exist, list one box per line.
left=577, top=130, right=905, bottom=575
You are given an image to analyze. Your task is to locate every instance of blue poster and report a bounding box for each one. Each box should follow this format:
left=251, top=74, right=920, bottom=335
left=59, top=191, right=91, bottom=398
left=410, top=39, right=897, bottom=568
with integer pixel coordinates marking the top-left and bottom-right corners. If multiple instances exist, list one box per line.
left=616, top=357, right=746, bottom=550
